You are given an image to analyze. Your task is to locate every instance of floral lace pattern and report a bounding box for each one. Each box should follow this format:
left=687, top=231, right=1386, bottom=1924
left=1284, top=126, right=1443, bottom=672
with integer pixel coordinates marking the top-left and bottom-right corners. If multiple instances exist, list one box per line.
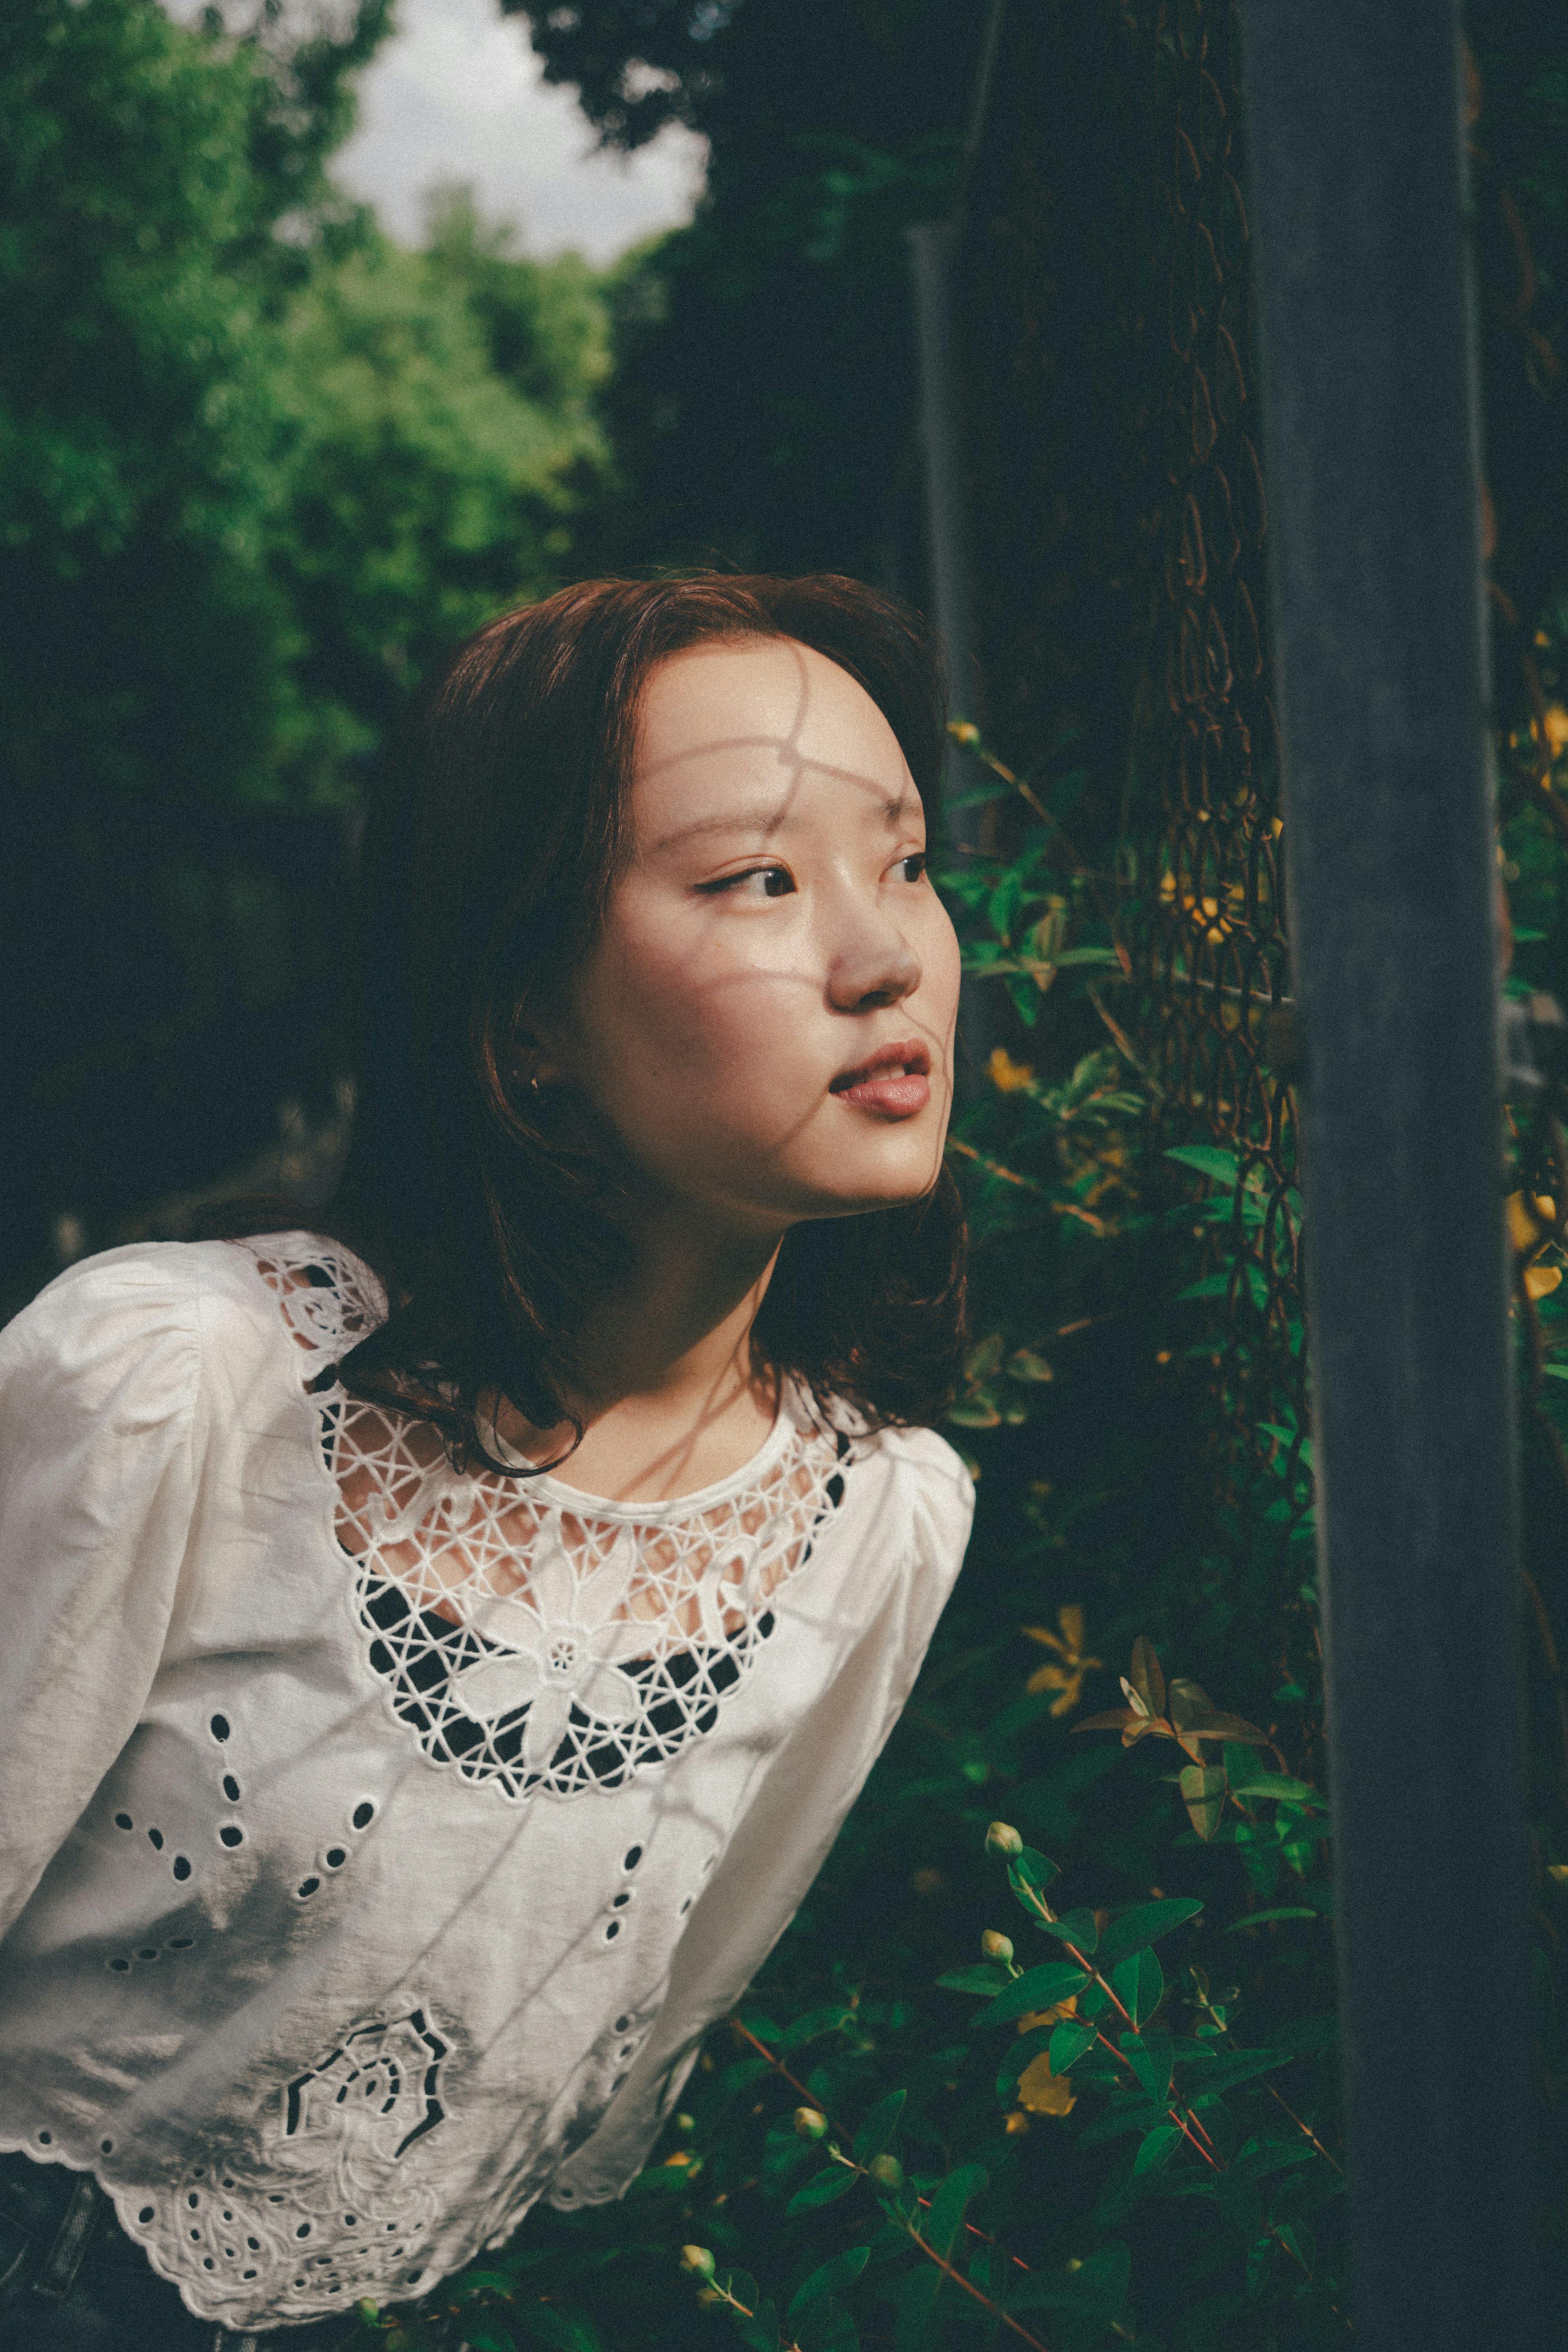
left=245, top=1238, right=847, bottom=1803
left=129, top=2007, right=448, bottom=2318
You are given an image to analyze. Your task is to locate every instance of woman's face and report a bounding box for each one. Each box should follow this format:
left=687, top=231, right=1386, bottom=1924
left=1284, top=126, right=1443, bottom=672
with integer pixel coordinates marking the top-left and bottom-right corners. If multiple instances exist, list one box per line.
left=546, top=636, right=962, bottom=1236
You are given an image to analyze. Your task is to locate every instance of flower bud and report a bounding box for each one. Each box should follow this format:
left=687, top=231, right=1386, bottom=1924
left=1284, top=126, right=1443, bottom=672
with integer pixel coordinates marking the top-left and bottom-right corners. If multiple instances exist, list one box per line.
left=868, top=2152, right=903, bottom=2189
left=981, top=1929, right=1014, bottom=1964
left=680, top=2245, right=716, bottom=2279
left=793, top=2106, right=829, bottom=2140
left=985, top=1821, right=1024, bottom=1858
left=948, top=720, right=981, bottom=747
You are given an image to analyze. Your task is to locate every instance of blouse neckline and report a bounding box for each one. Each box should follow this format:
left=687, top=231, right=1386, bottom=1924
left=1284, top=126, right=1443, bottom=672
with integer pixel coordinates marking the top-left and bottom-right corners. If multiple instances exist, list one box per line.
left=497, top=1382, right=812, bottom=1523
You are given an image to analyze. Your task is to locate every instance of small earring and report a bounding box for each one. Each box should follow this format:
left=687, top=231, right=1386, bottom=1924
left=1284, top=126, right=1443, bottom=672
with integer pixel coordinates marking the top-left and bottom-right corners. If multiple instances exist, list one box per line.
left=529, top=1074, right=541, bottom=1095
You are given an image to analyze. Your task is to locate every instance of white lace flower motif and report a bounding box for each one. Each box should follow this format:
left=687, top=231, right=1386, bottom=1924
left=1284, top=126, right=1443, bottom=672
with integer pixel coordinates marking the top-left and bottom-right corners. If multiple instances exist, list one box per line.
left=451, top=1524, right=649, bottom=1770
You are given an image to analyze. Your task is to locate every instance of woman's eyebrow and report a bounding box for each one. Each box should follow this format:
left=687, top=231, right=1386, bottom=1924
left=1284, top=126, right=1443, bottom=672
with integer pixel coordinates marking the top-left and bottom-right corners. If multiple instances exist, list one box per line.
left=648, top=808, right=790, bottom=853
left=649, top=786, right=917, bottom=856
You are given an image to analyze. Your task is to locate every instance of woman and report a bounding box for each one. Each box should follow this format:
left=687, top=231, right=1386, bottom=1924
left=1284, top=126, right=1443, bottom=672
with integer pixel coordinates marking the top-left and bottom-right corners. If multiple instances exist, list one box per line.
left=0, top=574, right=974, bottom=2348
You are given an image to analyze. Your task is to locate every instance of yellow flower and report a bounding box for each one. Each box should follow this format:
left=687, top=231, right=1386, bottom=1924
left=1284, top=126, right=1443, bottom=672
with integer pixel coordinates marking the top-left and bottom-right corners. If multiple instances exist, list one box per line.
left=1507, top=1191, right=1563, bottom=1298
left=1015, top=2051, right=1077, bottom=2116
left=1507, top=1190, right=1551, bottom=1253
left=1015, top=1996, right=1079, bottom=2036
left=987, top=1046, right=1035, bottom=1094
left=1022, top=1604, right=1103, bottom=1715
left=1543, top=704, right=1568, bottom=756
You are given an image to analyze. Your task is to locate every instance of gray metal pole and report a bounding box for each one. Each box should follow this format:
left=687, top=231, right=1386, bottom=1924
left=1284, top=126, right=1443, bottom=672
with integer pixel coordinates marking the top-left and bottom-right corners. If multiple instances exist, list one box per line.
left=1239, top=6, right=1538, bottom=2341
left=907, top=217, right=991, bottom=1077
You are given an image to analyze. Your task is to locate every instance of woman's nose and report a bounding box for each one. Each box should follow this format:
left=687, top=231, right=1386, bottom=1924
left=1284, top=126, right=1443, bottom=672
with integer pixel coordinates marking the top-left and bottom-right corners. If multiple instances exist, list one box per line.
left=825, top=906, right=922, bottom=1011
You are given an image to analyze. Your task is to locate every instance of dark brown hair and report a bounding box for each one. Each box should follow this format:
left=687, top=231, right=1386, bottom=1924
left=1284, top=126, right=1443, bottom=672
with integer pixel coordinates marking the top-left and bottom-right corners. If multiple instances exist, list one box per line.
left=308, top=574, right=967, bottom=1463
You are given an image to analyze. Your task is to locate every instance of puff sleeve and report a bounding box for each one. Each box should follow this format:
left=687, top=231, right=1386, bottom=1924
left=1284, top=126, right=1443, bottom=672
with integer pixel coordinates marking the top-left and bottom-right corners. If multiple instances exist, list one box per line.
left=0, top=1247, right=202, bottom=1938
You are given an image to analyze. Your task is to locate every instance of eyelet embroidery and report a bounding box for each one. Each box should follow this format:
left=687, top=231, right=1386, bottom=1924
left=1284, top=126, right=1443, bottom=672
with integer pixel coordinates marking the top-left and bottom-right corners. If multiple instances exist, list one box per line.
left=127, top=2008, right=448, bottom=2321
left=245, top=1237, right=847, bottom=1804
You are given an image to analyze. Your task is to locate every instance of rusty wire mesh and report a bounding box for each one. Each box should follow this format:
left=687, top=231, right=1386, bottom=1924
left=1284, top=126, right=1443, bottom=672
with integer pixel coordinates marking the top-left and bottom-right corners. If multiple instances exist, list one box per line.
left=1131, top=0, right=1309, bottom=1523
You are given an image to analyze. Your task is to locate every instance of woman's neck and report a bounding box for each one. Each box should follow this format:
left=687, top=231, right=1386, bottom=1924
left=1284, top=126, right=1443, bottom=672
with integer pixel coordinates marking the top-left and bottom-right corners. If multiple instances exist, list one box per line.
left=494, top=1210, right=787, bottom=1504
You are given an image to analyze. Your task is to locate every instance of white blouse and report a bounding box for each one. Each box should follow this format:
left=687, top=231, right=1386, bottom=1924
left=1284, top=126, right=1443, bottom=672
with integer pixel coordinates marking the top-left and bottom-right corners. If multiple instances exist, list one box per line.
left=0, top=1233, right=972, bottom=2328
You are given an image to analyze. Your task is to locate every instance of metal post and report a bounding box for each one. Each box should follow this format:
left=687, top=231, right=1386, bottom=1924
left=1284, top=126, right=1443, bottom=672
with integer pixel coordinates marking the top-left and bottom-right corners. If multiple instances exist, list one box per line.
left=1239, top=6, right=1538, bottom=2342
left=907, top=218, right=992, bottom=1079
left=907, top=220, right=982, bottom=741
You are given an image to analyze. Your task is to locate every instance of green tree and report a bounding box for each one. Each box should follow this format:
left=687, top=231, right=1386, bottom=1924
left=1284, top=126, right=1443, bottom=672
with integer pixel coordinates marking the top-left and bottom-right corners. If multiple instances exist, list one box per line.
left=269, top=192, right=612, bottom=796
left=0, top=1, right=616, bottom=1292
left=512, top=0, right=989, bottom=577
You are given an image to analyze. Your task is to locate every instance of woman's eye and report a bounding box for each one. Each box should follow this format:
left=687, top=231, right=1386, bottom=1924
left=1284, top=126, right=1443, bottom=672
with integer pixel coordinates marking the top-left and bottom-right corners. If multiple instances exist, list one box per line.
left=892, top=852, right=929, bottom=884
left=698, top=865, right=796, bottom=900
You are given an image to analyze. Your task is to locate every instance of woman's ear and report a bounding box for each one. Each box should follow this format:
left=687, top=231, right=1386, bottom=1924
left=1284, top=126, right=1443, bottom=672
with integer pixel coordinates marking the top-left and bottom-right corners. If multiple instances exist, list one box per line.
left=503, top=1006, right=566, bottom=1096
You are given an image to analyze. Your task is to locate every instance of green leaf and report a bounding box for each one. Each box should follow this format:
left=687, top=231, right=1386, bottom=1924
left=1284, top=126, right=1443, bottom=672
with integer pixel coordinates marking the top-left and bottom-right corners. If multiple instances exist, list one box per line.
left=1121, top=2029, right=1174, bottom=2106
left=1225, top=1770, right=1321, bottom=1804
left=935, top=1963, right=1011, bottom=1997
left=852, top=2089, right=906, bottom=2164
left=1229, top=2134, right=1318, bottom=2181
left=1049, top=2019, right=1100, bottom=2073
left=1037, top=1905, right=1099, bottom=1953
left=1197, top=2046, right=1292, bottom=2093
left=984, top=1960, right=1093, bottom=2028
left=1257, top=1421, right=1316, bottom=1471
left=787, top=2165, right=859, bottom=2214
left=788, top=2248, right=871, bottom=2327
left=893, top=2263, right=943, bottom=2352
left=1132, top=2120, right=1185, bottom=2176
left=1180, top=1762, right=1227, bottom=1840
left=1096, top=1898, right=1203, bottom=1970
left=1052, top=944, right=1123, bottom=968
left=736, top=2302, right=782, bottom=2352
left=1109, top=1947, right=1164, bottom=2027
left=780, top=2004, right=857, bottom=2051
left=996, top=2027, right=1053, bottom=2102
left=1165, top=1144, right=1240, bottom=1188
left=1127, top=1635, right=1166, bottom=1718
left=1006, top=1846, right=1061, bottom=1894
left=793, top=2295, right=859, bottom=2352
left=924, top=2163, right=989, bottom=2261
left=1225, top=1906, right=1320, bottom=1931
left=466, top=2330, right=517, bottom=2352
left=989, top=867, right=1028, bottom=944
left=943, top=783, right=1012, bottom=811
left=519, top=2305, right=604, bottom=2352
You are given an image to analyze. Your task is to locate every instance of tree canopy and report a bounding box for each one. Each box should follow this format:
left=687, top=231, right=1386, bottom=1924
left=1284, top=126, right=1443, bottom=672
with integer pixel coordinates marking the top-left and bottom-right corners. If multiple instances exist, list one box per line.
left=0, top=0, right=617, bottom=1292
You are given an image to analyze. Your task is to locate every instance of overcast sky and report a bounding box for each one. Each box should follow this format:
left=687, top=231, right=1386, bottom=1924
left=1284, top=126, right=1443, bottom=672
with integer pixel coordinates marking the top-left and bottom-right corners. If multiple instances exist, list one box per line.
left=167, top=0, right=707, bottom=261
left=332, top=0, right=707, bottom=257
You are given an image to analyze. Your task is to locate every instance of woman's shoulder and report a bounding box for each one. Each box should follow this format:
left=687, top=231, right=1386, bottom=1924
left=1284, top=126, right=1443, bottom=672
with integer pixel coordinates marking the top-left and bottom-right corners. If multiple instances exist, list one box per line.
left=0, top=1231, right=378, bottom=1397
left=839, top=1415, right=976, bottom=1549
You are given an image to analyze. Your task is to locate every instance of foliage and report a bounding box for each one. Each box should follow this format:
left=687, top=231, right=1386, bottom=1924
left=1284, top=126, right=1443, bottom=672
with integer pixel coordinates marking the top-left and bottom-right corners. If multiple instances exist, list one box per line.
left=356, top=687, right=1568, bottom=2345
left=267, top=189, right=612, bottom=794
left=0, top=2, right=615, bottom=1294
left=510, top=0, right=989, bottom=577
left=354, top=732, right=1352, bottom=2350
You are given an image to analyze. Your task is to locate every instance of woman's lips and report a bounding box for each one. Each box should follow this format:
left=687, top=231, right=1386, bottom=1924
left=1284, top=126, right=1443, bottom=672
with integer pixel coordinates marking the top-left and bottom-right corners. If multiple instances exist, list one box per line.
left=831, top=1043, right=932, bottom=1119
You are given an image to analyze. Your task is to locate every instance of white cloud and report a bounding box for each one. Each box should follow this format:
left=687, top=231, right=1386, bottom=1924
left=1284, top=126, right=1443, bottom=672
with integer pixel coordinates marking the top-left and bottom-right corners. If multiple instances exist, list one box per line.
left=329, top=0, right=707, bottom=258
left=162, top=0, right=707, bottom=260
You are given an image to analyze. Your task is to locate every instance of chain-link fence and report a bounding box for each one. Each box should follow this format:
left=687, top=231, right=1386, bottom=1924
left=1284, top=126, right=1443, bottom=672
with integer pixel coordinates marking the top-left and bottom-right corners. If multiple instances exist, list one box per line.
left=1133, top=0, right=1309, bottom=1528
